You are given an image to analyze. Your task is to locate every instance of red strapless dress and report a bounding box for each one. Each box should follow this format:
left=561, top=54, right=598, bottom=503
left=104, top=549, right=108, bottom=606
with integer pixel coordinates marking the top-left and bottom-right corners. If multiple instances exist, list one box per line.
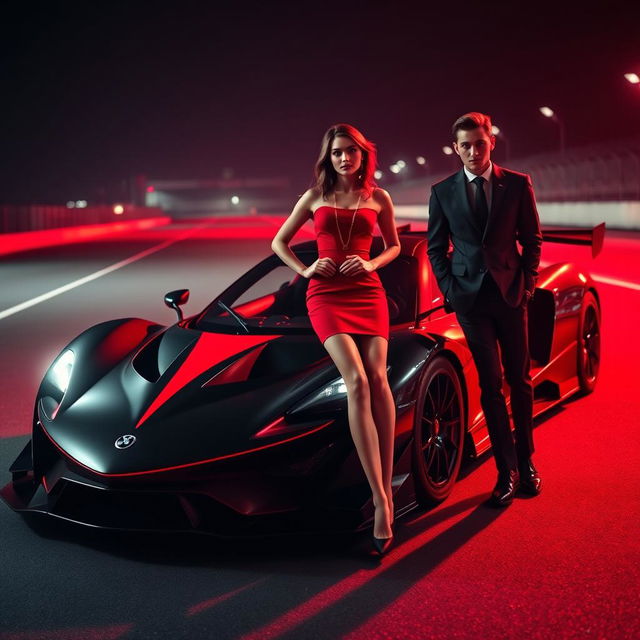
left=306, top=206, right=389, bottom=344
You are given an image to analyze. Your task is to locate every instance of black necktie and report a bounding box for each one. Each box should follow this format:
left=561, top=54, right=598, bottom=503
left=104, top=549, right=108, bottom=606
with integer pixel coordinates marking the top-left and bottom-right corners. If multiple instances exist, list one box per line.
left=472, top=176, right=489, bottom=231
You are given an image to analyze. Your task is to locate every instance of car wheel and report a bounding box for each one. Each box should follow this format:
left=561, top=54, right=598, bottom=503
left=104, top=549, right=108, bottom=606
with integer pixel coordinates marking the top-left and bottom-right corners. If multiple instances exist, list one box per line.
left=412, top=356, right=465, bottom=507
left=577, top=290, right=601, bottom=394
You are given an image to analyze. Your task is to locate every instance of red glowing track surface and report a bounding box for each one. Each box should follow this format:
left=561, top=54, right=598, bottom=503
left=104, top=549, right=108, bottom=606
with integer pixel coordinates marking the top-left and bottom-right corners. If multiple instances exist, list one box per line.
left=0, top=217, right=172, bottom=257
left=0, top=215, right=639, bottom=640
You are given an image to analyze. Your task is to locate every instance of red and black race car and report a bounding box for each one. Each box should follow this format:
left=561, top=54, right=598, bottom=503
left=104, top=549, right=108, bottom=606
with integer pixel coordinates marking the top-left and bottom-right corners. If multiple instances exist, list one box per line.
left=1, top=224, right=603, bottom=537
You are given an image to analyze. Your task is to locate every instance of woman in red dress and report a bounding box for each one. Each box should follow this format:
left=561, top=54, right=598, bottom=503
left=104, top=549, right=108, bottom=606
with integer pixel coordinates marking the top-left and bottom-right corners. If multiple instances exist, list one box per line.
left=272, top=124, right=400, bottom=553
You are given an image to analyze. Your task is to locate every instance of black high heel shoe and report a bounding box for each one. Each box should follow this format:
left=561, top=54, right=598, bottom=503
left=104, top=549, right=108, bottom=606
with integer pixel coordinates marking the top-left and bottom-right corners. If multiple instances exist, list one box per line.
left=372, top=534, right=394, bottom=556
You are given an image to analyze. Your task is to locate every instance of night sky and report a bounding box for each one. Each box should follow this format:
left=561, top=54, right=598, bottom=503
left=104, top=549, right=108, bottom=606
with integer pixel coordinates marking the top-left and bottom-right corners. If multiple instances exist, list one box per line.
left=2, top=0, right=639, bottom=204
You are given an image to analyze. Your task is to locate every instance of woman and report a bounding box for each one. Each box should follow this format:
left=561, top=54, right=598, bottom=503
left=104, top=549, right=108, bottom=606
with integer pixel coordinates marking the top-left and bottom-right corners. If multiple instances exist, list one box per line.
left=271, top=124, right=400, bottom=554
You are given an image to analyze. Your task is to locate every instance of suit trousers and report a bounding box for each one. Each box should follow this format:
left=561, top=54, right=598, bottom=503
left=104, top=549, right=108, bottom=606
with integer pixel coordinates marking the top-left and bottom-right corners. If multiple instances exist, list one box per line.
left=455, top=274, right=534, bottom=475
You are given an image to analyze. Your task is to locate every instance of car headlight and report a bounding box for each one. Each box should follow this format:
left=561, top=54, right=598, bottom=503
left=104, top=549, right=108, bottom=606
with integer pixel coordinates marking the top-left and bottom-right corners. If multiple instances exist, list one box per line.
left=309, top=378, right=347, bottom=400
left=288, top=377, right=348, bottom=415
left=50, top=349, right=75, bottom=394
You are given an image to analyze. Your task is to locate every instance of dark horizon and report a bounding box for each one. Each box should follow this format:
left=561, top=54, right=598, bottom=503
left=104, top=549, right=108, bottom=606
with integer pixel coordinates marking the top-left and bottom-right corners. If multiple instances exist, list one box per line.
left=2, top=0, right=639, bottom=204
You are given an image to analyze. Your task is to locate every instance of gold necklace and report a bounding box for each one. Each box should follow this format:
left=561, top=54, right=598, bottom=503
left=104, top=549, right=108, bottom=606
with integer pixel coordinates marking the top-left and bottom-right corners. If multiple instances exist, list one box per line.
left=333, top=193, right=361, bottom=250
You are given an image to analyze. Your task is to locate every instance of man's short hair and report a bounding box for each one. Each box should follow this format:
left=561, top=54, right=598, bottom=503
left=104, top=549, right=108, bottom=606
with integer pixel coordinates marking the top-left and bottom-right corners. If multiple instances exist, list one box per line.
left=452, top=112, right=493, bottom=138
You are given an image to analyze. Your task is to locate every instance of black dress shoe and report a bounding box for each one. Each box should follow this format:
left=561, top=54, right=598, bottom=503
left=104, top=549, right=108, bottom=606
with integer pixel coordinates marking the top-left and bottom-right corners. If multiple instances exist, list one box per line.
left=518, top=459, right=542, bottom=495
left=489, top=470, right=520, bottom=507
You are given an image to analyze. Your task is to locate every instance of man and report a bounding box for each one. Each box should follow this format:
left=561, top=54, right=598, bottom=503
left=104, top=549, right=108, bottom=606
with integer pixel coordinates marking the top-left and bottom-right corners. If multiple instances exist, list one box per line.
left=427, top=112, right=543, bottom=507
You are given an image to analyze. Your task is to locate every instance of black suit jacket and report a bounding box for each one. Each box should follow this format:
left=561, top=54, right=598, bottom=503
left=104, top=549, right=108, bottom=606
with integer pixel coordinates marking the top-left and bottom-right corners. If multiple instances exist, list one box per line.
left=427, top=163, right=542, bottom=314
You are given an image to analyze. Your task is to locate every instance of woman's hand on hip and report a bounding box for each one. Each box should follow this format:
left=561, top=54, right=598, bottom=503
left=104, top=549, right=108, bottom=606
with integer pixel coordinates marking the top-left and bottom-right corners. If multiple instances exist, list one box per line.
left=339, top=255, right=374, bottom=276
left=302, top=257, right=337, bottom=278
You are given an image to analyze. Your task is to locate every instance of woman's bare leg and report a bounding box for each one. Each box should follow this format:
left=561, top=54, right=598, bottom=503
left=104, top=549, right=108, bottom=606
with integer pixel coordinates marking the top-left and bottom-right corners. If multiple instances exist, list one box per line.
left=359, top=336, right=395, bottom=523
left=324, top=334, right=392, bottom=539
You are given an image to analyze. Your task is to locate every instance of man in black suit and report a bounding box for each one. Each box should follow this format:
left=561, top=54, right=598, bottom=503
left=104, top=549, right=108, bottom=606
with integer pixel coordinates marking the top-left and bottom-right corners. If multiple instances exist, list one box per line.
left=427, top=112, right=543, bottom=507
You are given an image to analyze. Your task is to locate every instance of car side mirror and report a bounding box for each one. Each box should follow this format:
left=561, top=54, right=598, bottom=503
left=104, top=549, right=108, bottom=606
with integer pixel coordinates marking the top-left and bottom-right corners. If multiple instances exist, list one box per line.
left=164, top=289, right=190, bottom=322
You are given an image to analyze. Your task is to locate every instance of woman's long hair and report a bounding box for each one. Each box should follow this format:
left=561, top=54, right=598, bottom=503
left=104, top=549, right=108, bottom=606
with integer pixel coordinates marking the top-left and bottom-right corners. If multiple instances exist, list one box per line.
left=313, top=123, right=378, bottom=200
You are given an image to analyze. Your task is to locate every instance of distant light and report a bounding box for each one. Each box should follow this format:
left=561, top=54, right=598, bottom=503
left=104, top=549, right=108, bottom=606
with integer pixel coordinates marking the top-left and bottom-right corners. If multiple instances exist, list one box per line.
left=75, top=200, right=87, bottom=208
left=374, top=170, right=383, bottom=179
left=66, top=201, right=75, bottom=208
left=113, top=204, right=124, bottom=215
left=539, top=106, right=554, bottom=118
left=442, top=146, right=454, bottom=155
left=396, top=160, right=406, bottom=168
left=231, top=195, right=240, bottom=205
left=625, top=73, right=640, bottom=84
left=146, top=185, right=155, bottom=193
left=491, top=125, right=501, bottom=135
left=416, top=156, right=426, bottom=165
left=390, top=164, right=401, bottom=174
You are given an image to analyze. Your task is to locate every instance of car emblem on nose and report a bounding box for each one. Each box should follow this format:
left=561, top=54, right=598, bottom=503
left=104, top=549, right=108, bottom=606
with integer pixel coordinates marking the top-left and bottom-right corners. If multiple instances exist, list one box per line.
left=115, top=435, right=136, bottom=449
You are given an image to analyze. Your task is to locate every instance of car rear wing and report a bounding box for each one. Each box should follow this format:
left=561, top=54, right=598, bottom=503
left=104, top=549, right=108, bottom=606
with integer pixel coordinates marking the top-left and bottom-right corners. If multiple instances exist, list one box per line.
left=542, top=222, right=605, bottom=258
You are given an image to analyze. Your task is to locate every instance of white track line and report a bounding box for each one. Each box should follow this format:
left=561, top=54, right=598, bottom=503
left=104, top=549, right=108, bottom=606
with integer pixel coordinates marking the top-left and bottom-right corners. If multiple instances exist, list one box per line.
left=0, top=226, right=205, bottom=321
left=3, top=228, right=636, bottom=322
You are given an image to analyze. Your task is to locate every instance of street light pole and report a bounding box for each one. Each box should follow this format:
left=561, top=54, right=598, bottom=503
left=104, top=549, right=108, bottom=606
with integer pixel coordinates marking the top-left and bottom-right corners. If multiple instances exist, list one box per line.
left=557, top=116, right=566, bottom=155
left=491, top=125, right=511, bottom=162
left=442, top=145, right=458, bottom=171
left=539, top=106, right=566, bottom=155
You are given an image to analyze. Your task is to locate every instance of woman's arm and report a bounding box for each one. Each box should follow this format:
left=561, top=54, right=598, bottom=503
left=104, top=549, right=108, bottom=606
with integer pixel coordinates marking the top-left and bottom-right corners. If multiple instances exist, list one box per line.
left=370, top=188, right=401, bottom=270
left=271, top=189, right=336, bottom=278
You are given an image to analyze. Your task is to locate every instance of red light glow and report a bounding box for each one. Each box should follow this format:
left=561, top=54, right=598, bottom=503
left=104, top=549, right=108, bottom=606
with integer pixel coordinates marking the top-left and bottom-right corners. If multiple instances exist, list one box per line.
left=186, top=579, right=265, bottom=617
left=0, top=217, right=171, bottom=258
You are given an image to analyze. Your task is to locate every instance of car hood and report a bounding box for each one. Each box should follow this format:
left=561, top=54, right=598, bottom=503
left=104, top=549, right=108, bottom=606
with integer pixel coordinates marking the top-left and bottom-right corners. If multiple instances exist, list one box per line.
left=39, top=326, right=333, bottom=476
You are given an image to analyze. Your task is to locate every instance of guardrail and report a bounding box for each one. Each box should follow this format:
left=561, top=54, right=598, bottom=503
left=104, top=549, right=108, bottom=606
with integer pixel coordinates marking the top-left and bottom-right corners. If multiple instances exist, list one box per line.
left=520, top=151, right=640, bottom=202
left=0, top=204, right=165, bottom=234
left=392, top=138, right=640, bottom=204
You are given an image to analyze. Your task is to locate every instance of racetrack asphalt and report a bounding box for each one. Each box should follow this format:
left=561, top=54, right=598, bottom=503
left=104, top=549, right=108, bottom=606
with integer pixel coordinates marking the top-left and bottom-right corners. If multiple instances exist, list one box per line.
left=1, top=216, right=639, bottom=640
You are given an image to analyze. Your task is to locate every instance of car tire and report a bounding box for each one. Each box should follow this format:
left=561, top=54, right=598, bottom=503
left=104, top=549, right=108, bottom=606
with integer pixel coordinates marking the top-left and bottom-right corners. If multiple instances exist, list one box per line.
left=577, top=290, right=601, bottom=394
left=412, top=356, right=465, bottom=508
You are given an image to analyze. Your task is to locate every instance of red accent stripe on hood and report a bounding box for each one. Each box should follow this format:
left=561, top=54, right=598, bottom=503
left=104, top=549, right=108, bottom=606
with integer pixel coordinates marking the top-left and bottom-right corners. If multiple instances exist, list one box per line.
left=202, top=342, right=268, bottom=386
left=135, top=333, right=277, bottom=429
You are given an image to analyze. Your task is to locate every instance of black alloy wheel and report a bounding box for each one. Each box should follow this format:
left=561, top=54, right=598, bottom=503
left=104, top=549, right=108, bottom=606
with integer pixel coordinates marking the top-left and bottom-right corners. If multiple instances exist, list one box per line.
left=412, top=356, right=465, bottom=507
left=577, top=291, right=601, bottom=394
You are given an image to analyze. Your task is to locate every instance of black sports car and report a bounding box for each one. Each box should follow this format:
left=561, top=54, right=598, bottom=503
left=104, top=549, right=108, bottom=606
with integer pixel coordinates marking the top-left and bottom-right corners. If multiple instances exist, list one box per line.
left=1, top=224, right=604, bottom=536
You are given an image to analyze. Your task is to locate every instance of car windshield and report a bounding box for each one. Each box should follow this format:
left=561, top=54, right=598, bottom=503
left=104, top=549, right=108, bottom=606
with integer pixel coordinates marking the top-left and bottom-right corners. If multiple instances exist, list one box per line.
left=194, top=250, right=418, bottom=334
